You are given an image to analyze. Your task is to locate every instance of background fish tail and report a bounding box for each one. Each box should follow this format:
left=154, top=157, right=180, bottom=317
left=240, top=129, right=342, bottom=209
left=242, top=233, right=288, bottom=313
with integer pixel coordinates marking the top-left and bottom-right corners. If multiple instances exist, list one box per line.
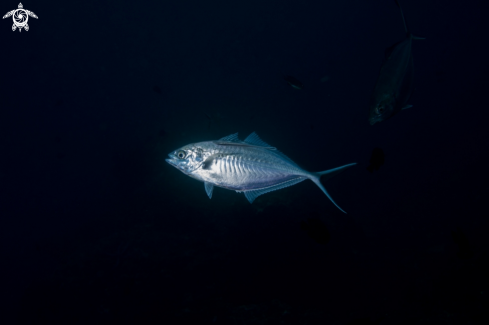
left=410, top=34, right=425, bottom=40
left=395, top=0, right=426, bottom=40
left=309, top=163, right=357, bottom=213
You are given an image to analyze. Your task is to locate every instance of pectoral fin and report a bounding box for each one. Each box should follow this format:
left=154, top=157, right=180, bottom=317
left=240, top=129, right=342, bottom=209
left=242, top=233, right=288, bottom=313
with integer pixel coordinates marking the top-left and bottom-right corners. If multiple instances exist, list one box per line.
left=204, top=182, right=214, bottom=199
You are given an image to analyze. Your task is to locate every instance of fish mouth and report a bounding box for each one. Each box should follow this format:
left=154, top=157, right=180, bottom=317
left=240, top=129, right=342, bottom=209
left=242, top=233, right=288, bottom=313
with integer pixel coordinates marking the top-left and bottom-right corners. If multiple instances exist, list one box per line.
left=166, top=155, right=190, bottom=173
left=165, top=154, right=178, bottom=166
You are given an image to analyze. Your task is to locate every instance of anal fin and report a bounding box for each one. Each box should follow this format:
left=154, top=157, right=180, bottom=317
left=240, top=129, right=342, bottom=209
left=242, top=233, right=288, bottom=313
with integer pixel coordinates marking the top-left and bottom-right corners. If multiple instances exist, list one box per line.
left=243, top=177, right=307, bottom=203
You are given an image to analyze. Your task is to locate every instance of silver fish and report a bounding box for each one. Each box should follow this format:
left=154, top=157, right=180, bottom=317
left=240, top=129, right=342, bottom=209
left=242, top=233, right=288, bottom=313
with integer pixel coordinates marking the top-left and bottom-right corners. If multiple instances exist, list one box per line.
left=368, top=0, right=424, bottom=126
left=166, top=132, right=356, bottom=213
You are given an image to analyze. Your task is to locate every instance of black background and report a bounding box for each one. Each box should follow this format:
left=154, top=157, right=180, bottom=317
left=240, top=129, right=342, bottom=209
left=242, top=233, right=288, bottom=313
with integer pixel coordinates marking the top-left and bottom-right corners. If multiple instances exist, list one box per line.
left=1, top=0, right=488, bottom=324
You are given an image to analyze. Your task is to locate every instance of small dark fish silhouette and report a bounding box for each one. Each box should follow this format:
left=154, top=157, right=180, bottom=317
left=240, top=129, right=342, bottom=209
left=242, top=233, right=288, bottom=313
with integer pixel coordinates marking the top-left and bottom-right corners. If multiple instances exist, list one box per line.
left=300, top=217, right=330, bottom=244
left=368, top=0, right=424, bottom=125
left=367, top=147, right=385, bottom=173
left=283, top=75, right=303, bottom=90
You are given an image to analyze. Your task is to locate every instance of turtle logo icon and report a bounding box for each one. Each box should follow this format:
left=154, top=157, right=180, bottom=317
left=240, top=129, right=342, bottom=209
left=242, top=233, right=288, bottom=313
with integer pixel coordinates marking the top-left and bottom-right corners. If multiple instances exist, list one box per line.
left=3, top=3, right=37, bottom=32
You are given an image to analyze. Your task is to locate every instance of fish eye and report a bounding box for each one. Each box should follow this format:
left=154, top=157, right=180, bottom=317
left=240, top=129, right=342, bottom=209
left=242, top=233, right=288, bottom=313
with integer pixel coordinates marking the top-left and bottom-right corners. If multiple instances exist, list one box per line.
left=176, top=150, right=186, bottom=159
left=377, top=106, right=385, bottom=114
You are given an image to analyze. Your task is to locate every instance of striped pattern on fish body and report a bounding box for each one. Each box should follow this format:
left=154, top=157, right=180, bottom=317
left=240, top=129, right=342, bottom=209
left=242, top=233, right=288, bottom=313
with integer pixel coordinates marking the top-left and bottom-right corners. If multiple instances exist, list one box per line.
left=196, top=143, right=309, bottom=192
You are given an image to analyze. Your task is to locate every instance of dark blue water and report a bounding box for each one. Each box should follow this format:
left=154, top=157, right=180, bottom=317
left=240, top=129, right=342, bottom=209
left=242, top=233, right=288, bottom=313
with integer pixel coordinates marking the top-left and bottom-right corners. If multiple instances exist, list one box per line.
left=1, top=0, right=488, bottom=324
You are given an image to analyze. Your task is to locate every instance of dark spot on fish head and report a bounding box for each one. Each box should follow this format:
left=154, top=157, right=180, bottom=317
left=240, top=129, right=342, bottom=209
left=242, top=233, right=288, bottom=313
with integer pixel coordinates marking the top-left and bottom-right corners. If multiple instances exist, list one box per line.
left=202, top=161, right=210, bottom=170
left=202, top=156, right=217, bottom=170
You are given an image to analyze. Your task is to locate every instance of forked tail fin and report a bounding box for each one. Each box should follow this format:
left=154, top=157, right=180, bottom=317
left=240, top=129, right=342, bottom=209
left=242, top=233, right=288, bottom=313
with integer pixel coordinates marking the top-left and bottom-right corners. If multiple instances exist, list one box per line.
left=395, top=0, right=425, bottom=40
left=310, top=163, right=356, bottom=213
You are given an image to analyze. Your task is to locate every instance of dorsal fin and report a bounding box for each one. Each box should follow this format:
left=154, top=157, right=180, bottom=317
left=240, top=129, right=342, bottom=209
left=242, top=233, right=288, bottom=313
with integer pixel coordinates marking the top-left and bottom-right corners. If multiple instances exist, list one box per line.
left=244, top=132, right=273, bottom=147
left=216, top=132, right=276, bottom=150
left=219, top=133, right=240, bottom=142
left=273, top=150, right=300, bottom=168
left=243, top=133, right=297, bottom=163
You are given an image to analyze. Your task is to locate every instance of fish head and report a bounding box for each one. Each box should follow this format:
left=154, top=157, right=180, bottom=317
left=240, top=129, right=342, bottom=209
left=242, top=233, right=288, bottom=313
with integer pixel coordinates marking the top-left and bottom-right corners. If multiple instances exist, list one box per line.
left=368, top=95, right=396, bottom=125
left=166, top=143, right=205, bottom=175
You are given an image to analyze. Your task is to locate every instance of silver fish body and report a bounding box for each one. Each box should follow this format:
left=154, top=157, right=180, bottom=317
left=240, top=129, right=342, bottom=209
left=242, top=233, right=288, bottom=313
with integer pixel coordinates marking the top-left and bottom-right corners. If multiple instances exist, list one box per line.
left=368, top=0, right=424, bottom=125
left=166, top=132, right=356, bottom=213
